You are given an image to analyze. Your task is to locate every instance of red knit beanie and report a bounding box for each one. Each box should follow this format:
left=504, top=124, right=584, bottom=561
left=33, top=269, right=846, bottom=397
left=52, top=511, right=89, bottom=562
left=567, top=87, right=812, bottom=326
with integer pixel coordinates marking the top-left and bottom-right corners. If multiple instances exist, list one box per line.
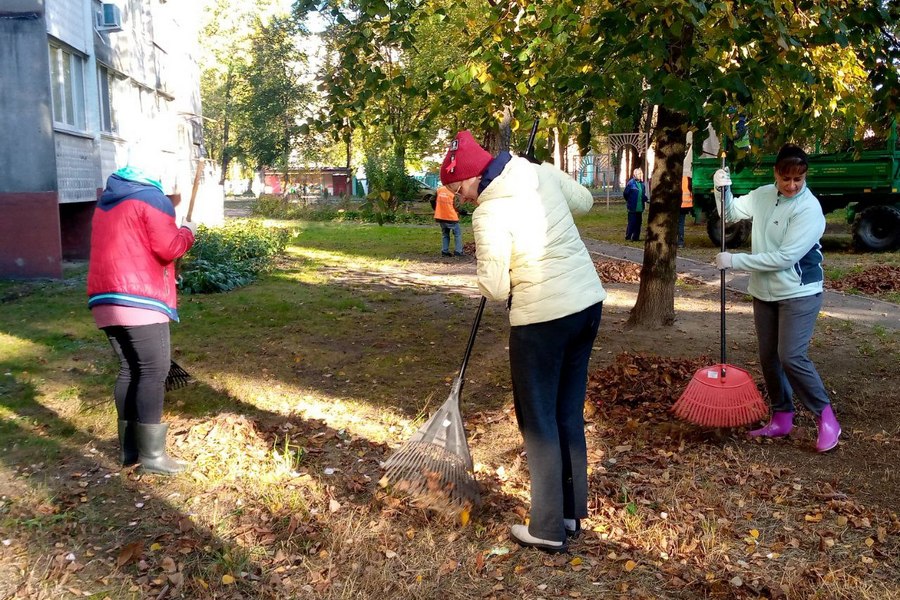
left=440, top=131, right=493, bottom=185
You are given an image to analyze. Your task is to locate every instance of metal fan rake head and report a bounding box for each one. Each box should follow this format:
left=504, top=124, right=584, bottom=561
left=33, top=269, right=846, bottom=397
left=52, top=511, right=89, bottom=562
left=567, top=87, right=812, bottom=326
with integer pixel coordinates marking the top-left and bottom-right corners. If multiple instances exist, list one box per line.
left=382, top=441, right=480, bottom=513
left=380, top=390, right=481, bottom=514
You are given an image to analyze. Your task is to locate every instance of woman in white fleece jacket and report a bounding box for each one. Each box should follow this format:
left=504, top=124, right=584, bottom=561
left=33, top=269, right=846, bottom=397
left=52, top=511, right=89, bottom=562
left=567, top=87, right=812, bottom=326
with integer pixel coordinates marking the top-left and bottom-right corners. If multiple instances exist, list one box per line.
left=440, top=130, right=606, bottom=553
left=714, top=144, right=840, bottom=453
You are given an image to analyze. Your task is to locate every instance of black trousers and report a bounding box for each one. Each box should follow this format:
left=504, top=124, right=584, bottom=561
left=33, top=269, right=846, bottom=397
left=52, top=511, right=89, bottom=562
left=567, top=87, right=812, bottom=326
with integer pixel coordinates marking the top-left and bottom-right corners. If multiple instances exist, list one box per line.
left=102, top=323, right=170, bottom=423
left=509, top=302, right=603, bottom=542
left=625, top=211, right=643, bottom=241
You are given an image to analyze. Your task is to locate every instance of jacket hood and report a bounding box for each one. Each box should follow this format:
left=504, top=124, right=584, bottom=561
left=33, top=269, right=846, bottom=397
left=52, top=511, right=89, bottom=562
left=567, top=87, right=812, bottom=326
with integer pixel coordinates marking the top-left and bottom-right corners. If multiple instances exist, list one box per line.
left=99, top=174, right=175, bottom=216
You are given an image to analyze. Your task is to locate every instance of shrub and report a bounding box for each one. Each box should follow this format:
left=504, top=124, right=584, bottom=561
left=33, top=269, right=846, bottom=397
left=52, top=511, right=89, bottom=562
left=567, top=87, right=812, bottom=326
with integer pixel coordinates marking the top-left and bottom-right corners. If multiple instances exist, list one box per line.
left=178, top=220, right=290, bottom=294
left=252, top=199, right=435, bottom=225
left=357, top=154, right=422, bottom=224
left=253, top=194, right=299, bottom=219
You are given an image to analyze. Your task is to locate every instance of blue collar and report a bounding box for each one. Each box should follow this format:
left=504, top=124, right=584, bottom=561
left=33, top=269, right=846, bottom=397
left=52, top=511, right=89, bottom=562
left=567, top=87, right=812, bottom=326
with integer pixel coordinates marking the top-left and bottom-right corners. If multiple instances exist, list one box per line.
left=478, top=151, right=512, bottom=195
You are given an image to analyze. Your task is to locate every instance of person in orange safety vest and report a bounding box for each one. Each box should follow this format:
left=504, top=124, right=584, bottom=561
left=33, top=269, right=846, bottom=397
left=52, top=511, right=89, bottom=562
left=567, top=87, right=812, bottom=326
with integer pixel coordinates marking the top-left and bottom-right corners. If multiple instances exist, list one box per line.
left=434, top=185, right=463, bottom=256
left=678, top=175, right=693, bottom=248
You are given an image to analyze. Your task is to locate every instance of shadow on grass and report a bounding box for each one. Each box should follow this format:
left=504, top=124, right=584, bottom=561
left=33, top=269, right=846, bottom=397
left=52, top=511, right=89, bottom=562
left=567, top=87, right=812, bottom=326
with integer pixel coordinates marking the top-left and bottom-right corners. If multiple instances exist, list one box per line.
left=0, top=347, right=403, bottom=598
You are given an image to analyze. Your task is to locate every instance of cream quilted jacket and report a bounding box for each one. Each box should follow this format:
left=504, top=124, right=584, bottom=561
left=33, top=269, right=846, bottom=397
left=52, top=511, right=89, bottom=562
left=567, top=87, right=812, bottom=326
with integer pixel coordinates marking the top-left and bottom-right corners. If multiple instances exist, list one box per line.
left=473, top=157, right=607, bottom=326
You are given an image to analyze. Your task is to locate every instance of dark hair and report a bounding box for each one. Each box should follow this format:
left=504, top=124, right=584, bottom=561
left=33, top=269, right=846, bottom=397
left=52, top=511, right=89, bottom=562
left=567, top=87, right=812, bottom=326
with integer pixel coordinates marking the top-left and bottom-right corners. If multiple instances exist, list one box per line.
left=775, top=144, right=808, bottom=175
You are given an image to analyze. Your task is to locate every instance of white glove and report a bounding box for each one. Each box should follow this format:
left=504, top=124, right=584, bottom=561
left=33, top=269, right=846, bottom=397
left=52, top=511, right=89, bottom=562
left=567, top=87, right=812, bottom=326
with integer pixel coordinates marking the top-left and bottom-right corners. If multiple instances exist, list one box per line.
left=181, top=219, right=198, bottom=236
left=715, top=252, right=733, bottom=270
left=713, top=168, right=732, bottom=188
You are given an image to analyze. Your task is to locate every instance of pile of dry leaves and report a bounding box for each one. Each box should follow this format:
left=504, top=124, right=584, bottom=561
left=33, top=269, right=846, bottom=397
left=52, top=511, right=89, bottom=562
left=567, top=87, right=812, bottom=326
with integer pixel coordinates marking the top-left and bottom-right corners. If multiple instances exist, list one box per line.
left=827, top=265, right=900, bottom=295
left=594, top=259, right=642, bottom=283
left=586, top=352, right=711, bottom=409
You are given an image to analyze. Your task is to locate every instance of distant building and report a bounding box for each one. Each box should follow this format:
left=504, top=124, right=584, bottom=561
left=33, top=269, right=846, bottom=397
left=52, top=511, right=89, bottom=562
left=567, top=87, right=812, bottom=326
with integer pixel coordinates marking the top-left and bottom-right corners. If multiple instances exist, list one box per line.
left=0, top=0, right=221, bottom=279
left=262, top=167, right=352, bottom=197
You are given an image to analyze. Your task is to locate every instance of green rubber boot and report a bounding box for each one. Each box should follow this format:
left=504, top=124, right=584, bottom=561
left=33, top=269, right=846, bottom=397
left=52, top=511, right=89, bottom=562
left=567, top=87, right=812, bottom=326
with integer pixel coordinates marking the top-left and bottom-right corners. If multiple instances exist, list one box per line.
left=134, top=422, right=187, bottom=475
left=118, top=420, right=139, bottom=466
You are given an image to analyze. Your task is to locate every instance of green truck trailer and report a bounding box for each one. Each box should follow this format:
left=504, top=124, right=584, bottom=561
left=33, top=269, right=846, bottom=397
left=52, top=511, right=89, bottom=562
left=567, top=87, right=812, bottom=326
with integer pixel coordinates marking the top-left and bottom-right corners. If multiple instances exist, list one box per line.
left=691, top=123, right=900, bottom=252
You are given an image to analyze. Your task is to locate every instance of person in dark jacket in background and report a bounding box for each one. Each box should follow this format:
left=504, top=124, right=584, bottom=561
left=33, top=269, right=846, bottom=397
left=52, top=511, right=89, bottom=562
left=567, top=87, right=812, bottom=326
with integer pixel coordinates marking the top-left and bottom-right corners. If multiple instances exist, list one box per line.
left=88, top=149, right=197, bottom=474
left=623, top=167, right=648, bottom=241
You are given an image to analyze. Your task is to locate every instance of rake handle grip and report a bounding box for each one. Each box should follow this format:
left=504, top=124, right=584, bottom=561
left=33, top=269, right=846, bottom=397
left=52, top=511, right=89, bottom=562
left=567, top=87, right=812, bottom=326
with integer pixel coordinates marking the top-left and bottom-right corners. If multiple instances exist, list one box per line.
left=719, top=154, right=728, bottom=375
left=187, top=158, right=205, bottom=221
left=453, top=296, right=486, bottom=399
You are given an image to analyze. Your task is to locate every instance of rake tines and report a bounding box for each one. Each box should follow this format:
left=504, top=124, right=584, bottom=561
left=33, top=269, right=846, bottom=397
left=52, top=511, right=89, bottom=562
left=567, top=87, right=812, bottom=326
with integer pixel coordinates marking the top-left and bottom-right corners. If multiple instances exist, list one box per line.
left=165, top=360, right=193, bottom=392
left=382, top=297, right=486, bottom=514
left=382, top=441, right=480, bottom=511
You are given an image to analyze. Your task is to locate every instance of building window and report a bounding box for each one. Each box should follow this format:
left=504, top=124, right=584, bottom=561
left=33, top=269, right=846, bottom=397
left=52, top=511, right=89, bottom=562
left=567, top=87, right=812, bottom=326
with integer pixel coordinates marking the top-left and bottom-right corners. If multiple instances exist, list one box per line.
left=98, top=65, right=119, bottom=134
left=49, top=43, right=86, bottom=130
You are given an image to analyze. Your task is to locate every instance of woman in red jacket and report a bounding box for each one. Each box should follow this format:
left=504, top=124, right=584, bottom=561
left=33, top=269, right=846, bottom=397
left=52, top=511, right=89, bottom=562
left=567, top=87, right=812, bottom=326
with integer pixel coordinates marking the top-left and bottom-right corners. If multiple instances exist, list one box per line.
left=88, top=158, right=196, bottom=474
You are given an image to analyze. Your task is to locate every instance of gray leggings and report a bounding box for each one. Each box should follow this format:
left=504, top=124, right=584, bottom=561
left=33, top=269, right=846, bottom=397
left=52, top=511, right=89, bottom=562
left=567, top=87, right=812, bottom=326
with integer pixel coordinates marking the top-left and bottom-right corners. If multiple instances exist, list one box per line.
left=753, top=294, right=830, bottom=416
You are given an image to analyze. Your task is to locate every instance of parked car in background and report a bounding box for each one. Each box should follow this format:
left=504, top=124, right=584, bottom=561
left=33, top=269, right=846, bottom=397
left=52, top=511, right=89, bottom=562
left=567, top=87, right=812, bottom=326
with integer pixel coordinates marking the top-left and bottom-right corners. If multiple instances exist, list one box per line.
left=409, top=178, right=437, bottom=205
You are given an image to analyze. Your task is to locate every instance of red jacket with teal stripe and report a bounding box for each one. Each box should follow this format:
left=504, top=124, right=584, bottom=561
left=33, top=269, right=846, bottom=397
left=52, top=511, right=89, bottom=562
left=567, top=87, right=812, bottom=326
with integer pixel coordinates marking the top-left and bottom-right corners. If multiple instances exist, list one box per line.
left=87, top=174, right=195, bottom=321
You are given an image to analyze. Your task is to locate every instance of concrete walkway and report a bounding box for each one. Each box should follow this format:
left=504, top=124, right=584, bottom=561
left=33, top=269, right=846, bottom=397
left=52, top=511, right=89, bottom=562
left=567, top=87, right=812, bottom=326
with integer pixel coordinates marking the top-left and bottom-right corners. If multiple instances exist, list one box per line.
left=584, top=239, right=900, bottom=331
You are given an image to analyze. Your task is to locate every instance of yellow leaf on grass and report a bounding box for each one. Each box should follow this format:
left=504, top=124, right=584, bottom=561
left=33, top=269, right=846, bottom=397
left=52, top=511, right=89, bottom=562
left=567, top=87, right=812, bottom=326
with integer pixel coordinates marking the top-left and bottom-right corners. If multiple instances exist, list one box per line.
left=149, top=543, right=162, bottom=552
left=222, top=574, right=235, bottom=585
left=624, top=560, right=637, bottom=572
left=865, top=538, right=875, bottom=547
left=460, top=509, right=470, bottom=527
left=378, top=476, right=389, bottom=488
left=836, top=516, right=849, bottom=526
left=804, top=514, right=823, bottom=523
left=750, top=529, right=759, bottom=539
left=570, top=557, right=583, bottom=566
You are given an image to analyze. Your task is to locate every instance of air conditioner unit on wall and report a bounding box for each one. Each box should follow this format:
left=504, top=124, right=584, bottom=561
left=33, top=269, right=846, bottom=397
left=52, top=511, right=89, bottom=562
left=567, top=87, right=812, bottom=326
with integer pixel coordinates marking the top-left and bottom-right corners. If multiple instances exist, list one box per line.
left=96, top=3, right=123, bottom=33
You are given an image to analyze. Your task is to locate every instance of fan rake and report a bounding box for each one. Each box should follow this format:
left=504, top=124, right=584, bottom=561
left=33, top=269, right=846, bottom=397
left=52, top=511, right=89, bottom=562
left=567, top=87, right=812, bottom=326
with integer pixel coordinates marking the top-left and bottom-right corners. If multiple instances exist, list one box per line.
left=164, top=360, right=193, bottom=392
left=672, top=161, right=767, bottom=427
left=380, top=297, right=486, bottom=512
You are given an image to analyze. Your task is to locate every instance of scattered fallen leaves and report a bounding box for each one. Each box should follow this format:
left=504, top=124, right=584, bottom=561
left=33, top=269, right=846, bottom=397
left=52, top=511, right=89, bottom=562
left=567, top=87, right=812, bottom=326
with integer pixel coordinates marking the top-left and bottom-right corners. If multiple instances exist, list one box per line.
left=116, top=542, right=143, bottom=568
left=826, top=265, right=900, bottom=295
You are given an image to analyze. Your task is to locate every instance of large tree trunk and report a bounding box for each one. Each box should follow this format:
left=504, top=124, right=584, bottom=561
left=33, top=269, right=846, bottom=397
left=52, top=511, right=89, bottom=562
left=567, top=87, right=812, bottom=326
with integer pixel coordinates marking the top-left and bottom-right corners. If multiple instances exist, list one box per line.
left=626, top=105, right=688, bottom=328
left=219, top=70, right=233, bottom=186
left=499, top=105, right=512, bottom=152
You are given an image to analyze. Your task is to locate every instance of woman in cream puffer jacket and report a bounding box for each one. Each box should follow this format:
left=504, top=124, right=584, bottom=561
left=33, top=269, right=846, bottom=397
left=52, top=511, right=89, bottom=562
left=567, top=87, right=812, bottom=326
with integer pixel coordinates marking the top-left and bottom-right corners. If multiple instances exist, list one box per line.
left=440, top=130, right=606, bottom=552
left=473, top=157, right=606, bottom=321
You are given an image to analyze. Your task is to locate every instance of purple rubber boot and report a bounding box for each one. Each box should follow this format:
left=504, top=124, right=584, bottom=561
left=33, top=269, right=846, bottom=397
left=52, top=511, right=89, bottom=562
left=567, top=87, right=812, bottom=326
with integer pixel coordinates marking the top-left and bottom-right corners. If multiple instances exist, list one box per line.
left=816, top=405, right=841, bottom=453
left=747, top=411, right=794, bottom=438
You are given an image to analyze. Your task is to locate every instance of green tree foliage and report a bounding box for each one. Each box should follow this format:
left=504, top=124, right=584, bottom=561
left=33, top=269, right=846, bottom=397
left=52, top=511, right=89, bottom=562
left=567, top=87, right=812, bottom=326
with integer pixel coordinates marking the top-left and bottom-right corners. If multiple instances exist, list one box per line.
left=200, top=1, right=317, bottom=189
left=293, top=0, right=470, bottom=171
left=292, top=0, right=898, bottom=324
left=237, top=15, right=315, bottom=177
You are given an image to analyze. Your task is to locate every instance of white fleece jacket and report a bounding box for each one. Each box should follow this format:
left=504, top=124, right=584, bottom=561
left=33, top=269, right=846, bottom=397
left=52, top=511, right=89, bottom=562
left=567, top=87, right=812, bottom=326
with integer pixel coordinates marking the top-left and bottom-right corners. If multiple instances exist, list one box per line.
left=472, top=157, right=607, bottom=326
left=722, top=183, right=825, bottom=301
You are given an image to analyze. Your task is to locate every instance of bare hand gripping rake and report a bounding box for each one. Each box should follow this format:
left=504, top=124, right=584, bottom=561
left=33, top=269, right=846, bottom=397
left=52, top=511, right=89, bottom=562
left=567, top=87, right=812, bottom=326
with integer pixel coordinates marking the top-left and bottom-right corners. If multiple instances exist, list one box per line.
left=382, top=297, right=486, bottom=511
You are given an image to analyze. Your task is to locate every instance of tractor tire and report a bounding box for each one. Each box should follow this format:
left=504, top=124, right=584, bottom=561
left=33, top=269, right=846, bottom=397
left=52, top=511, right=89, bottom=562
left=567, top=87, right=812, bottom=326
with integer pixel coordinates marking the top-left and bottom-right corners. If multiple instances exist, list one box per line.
left=706, top=216, right=751, bottom=249
left=852, top=205, right=900, bottom=252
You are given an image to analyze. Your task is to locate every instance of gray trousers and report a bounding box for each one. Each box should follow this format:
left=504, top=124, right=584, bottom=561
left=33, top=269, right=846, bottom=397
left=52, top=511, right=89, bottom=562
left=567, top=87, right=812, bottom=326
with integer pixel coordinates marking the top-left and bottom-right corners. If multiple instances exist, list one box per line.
left=752, top=294, right=831, bottom=416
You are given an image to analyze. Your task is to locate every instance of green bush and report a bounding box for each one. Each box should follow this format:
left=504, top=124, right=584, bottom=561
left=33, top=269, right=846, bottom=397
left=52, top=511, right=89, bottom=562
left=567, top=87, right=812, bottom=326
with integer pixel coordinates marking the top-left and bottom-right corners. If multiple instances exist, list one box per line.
left=253, top=194, right=300, bottom=219
left=252, top=199, right=435, bottom=225
left=178, top=220, right=290, bottom=294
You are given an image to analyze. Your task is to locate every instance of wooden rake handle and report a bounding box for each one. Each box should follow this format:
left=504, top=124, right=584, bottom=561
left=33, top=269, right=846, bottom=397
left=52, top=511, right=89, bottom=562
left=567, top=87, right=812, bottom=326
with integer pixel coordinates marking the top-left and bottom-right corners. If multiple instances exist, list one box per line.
left=186, top=158, right=205, bottom=221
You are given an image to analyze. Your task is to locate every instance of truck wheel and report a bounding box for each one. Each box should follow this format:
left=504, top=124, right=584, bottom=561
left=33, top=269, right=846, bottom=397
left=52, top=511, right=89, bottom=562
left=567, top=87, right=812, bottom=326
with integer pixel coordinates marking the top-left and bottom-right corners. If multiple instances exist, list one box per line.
left=852, top=205, right=900, bottom=252
left=706, top=216, right=750, bottom=249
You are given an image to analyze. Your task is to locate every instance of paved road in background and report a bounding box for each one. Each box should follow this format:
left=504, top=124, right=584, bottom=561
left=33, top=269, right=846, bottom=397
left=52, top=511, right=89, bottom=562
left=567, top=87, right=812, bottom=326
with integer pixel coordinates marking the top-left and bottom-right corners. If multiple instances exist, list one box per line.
left=584, top=239, right=900, bottom=331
